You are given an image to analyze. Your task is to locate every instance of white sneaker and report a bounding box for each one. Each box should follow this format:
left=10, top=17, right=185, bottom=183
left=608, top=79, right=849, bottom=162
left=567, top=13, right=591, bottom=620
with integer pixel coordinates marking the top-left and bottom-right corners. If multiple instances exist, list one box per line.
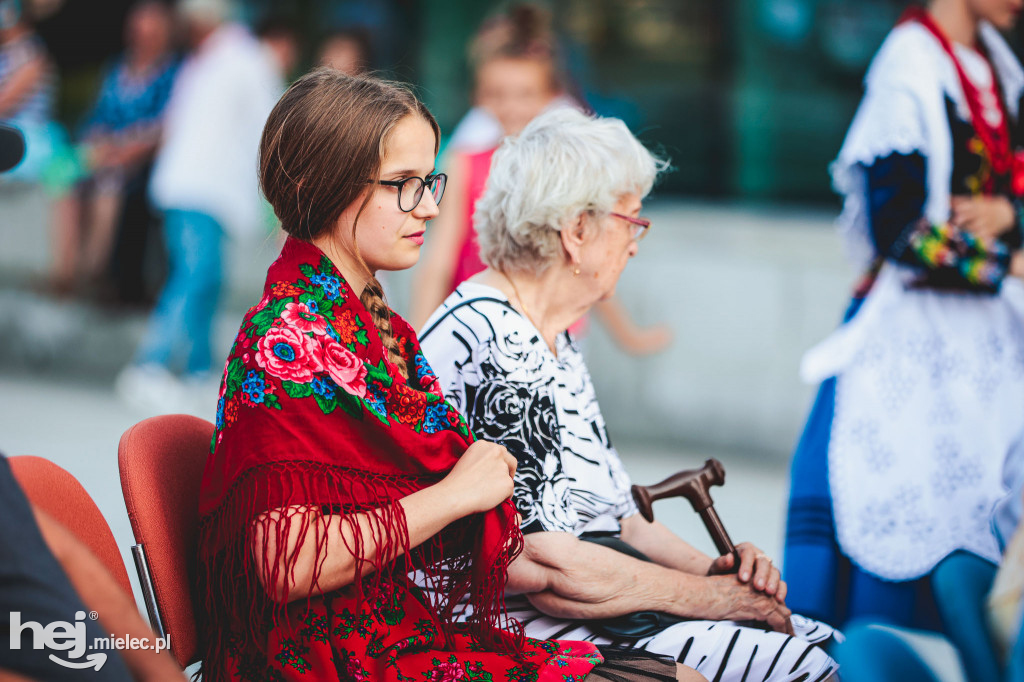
left=115, top=363, right=189, bottom=416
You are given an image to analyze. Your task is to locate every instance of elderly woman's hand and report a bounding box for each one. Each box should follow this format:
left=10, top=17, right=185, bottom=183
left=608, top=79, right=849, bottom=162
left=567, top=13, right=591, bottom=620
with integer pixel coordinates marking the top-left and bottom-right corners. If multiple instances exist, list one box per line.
left=698, top=575, right=794, bottom=635
left=707, top=542, right=785, bottom=603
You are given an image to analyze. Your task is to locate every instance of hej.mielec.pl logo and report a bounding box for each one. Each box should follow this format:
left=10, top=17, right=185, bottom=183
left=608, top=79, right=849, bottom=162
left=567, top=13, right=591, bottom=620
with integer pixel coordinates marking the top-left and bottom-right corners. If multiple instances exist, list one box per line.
left=10, top=610, right=108, bottom=670
left=9, top=609, right=171, bottom=670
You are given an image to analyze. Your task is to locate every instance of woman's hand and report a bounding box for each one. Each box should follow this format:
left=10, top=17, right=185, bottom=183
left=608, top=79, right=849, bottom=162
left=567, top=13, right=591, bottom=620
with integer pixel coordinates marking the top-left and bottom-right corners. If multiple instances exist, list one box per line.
left=951, top=195, right=1017, bottom=239
left=440, top=440, right=517, bottom=516
left=1010, top=251, right=1024, bottom=280
left=697, top=575, right=794, bottom=635
left=707, top=542, right=785, bottom=603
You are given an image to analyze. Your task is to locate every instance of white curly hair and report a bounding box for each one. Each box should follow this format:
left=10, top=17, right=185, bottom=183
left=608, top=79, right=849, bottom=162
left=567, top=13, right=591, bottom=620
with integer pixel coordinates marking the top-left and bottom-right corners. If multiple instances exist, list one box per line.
left=474, top=106, right=669, bottom=274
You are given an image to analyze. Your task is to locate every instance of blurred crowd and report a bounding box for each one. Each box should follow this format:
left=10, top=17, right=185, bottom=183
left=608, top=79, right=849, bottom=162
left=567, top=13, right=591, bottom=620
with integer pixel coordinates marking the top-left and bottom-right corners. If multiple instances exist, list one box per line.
left=0, top=0, right=670, bottom=410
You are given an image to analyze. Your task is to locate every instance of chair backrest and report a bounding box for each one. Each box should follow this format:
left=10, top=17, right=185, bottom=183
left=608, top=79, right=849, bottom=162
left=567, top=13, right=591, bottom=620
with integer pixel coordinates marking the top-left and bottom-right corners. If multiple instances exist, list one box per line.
left=118, top=414, right=213, bottom=668
left=9, top=456, right=134, bottom=597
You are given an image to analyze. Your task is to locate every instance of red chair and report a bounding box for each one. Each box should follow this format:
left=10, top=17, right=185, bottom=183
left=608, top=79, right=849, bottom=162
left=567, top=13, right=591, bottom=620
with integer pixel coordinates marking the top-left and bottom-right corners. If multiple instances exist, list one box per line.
left=118, top=414, right=213, bottom=668
left=8, top=455, right=134, bottom=597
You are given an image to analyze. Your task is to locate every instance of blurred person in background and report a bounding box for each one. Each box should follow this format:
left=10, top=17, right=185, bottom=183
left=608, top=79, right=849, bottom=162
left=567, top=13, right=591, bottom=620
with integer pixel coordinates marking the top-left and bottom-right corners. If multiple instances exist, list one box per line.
left=317, top=26, right=372, bottom=75
left=46, top=0, right=179, bottom=297
left=0, top=125, right=184, bottom=682
left=0, top=0, right=56, bottom=183
left=116, top=0, right=282, bottom=412
left=420, top=107, right=839, bottom=682
left=409, top=3, right=671, bottom=356
left=785, top=0, right=1024, bottom=636
left=255, top=16, right=299, bottom=82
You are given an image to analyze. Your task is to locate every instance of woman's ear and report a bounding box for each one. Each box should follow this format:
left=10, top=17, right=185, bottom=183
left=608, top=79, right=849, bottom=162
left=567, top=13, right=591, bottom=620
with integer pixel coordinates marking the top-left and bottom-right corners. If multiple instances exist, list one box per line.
left=560, top=212, right=588, bottom=265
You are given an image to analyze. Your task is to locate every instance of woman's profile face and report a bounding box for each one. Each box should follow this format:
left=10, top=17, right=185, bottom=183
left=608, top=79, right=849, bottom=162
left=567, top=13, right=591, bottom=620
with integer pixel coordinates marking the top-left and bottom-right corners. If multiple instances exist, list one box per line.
left=970, top=0, right=1023, bottom=29
left=476, top=57, right=558, bottom=137
left=579, top=192, right=643, bottom=301
left=335, top=114, right=440, bottom=274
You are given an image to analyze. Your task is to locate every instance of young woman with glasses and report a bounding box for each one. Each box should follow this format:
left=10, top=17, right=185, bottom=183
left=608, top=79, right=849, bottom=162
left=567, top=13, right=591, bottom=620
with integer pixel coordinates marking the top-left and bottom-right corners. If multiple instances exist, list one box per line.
left=196, top=69, right=698, bottom=682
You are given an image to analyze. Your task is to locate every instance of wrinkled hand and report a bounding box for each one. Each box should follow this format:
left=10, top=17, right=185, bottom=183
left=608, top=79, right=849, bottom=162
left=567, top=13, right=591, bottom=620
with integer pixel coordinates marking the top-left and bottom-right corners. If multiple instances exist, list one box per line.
left=699, top=574, right=794, bottom=635
left=951, top=195, right=1016, bottom=240
left=707, top=542, right=785, bottom=603
left=442, top=440, right=517, bottom=516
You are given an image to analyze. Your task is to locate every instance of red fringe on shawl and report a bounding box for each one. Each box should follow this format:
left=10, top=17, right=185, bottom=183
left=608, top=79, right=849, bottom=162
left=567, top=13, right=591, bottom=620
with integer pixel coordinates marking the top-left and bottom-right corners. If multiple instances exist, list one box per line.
left=196, top=464, right=525, bottom=681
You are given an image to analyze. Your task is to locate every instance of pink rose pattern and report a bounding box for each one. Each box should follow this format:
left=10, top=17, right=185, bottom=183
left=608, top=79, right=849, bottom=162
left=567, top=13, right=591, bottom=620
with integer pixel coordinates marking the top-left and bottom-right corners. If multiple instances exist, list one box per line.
left=256, top=326, right=323, bottom=383
left=427, top=659, right=466, bottom=682
left=213, top=255, right=470, bottom=436
left=320, top=337, right=368, bottom=398
left=282, top=301, right=329, bottom=336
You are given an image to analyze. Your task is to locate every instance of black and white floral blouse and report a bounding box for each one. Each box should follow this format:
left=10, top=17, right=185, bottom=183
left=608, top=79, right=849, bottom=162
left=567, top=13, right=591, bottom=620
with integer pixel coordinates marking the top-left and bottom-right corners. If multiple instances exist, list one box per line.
left=419, top=282, right=638, bottom=536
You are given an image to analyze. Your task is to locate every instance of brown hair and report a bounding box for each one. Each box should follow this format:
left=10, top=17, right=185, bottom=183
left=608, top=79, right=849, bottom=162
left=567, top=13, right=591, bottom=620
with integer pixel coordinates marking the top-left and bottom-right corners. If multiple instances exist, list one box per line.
left=259, top=68, right=439, bottom=378
left=469, top=3, right=563, bottom=92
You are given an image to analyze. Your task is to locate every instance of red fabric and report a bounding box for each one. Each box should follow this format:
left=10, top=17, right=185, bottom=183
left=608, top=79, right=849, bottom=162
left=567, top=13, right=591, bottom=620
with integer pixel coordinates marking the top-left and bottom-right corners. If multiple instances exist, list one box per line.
left=451, top=148, right=497, bottom=290
left=196, top=237, right=600, bottom=681
left=9, top=456, right=133, bottom=598
left=900, top=7, right=1024, bottom=194
left=118, top=414, right=213, bottom=667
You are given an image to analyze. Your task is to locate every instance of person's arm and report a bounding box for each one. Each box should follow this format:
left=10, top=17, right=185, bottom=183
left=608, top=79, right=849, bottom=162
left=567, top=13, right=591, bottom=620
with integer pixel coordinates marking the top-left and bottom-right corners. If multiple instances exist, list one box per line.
left=619, top=514, right=784, bottom=599
left=253, top=440, right=516, bottom=603
left=618, top=514, right=713, bottom=575
left=593, top=298, right=672, bottom=356
left=0, top=54, right=45, bottom=118
left=409, top=152, right=470, bottom=330
left=31, top=508, right=186, bottom=682
left=867, top=151, right=1013, bottom=291
left=506, top=531, right=793, bottom=634
left=104, top=130, right=162, bottom=169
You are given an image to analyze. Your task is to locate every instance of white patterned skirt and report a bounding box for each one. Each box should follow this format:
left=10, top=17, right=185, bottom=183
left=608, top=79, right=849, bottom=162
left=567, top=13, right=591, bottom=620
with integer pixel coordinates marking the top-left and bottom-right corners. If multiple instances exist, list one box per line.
left=503, top=596, right=839, bottom=682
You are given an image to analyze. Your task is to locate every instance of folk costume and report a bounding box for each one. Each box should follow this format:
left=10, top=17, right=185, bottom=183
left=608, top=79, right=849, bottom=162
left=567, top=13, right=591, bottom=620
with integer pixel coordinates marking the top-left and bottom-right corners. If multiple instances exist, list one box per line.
left=196, top=237, right=609, bottom=682
left=785, top=8, right=1024, bottom=629
left=421, top=282, right=840, bottom=682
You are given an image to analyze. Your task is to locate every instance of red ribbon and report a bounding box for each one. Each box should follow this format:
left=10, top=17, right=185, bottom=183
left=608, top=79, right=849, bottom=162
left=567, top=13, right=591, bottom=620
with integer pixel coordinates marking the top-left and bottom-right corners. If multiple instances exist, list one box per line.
left=899, top=6, right=1023, bottom=194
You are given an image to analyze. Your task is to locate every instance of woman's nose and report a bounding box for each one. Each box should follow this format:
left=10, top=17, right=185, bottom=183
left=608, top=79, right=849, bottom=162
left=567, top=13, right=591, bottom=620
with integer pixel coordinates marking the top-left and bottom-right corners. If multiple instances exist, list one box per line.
left=413, top=186, right=441, bottom=220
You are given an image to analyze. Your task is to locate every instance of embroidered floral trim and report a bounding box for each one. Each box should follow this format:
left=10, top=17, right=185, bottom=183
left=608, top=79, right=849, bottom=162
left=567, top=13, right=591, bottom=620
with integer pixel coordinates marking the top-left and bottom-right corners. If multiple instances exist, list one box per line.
left=905, top=219, right=1010, bottom=286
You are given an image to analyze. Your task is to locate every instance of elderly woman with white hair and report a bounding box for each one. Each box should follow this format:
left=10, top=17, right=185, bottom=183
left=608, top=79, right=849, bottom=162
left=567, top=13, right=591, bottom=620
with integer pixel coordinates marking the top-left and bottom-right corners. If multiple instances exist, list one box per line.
left=420, top=108, right=840, bottom=682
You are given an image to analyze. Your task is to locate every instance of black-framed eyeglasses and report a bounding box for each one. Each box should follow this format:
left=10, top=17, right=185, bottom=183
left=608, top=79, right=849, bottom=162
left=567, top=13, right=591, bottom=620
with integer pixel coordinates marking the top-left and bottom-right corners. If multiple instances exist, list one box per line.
left=370, top=173, right=447, bottom=212
left=609, top=212, right=652, bottom=241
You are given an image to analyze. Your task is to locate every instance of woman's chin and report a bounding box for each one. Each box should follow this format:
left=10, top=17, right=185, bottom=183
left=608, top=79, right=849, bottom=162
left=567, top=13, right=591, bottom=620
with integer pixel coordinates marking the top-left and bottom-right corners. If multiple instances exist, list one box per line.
left=376, top=247, right=422, bottom=273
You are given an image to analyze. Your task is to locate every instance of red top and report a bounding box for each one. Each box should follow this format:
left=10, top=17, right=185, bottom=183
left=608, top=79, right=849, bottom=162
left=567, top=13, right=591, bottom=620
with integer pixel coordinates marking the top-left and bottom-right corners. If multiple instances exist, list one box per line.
left=452, top=147, right=497, bottom=291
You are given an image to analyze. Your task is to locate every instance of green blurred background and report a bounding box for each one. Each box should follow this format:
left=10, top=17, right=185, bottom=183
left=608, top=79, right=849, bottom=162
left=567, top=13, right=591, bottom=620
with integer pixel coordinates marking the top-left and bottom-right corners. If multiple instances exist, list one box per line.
left=43, top=0, right=980, bottom=202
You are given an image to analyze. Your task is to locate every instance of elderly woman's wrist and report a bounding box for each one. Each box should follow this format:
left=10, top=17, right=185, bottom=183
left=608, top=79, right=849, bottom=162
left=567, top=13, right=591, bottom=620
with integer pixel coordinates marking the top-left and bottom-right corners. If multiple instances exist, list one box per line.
left=662, top=571, right=709, bottom=618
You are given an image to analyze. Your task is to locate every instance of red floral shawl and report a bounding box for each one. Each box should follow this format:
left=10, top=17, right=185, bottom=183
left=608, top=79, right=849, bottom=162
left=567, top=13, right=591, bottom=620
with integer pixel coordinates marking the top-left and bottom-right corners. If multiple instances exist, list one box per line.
left=197, top=237, right=538, bottom=679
